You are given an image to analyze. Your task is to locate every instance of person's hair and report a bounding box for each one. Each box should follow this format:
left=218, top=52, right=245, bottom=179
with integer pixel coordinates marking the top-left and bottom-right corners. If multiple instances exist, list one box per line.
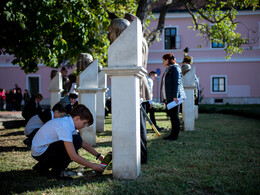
left=52, top=103, right=66, bottom=113
left=35, top=93, right=43, bottom=100
left=69, top=93, right=78, bottom=99
left=71, top=104, right=93, bottom=126
left=149, top=71, right=157, bottom=77
left=61, top=67, right=67, bottom=72
left=162, top=53, right=176, bottom=65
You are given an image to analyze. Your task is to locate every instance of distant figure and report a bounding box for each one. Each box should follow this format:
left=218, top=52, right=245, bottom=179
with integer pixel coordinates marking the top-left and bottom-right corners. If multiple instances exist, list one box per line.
left=65, top=93, right=78, bottom=115
left=15, top=88, right=23, bottom=111
left=61, top=67, right=70, bottom=97
left=12, top=88, right=17, bottom=111
left=22, top=93, right=43, bottom=123
left=5, top=89, right=13, bottom=111
left=0, top=89, right=6, bottom=111
left=23, top=103, right=66, bottom=148
left=23, top=89, right=31, bottom=105
left=146, top=71, right=163, bottom=131
left=15, top=84, right=21, bottom=93
left=105, top=97, right=111, bottom=116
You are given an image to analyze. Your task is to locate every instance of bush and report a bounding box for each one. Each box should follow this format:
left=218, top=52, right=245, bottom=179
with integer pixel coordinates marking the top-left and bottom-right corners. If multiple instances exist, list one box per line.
left=199, top=104, right=260, bottom=119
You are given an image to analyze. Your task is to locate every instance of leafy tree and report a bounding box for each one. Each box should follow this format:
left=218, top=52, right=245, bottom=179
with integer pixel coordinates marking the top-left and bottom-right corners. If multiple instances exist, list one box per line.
left=0, top=0, right=259, bottom=73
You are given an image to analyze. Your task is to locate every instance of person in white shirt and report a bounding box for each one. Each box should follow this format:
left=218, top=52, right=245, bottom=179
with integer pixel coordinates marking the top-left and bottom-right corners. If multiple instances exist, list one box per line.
left=23, top=103, right=66, bottom=148
left=146, top=71, right=164, bottom=131
left=31, top=104, right=105, bottom=179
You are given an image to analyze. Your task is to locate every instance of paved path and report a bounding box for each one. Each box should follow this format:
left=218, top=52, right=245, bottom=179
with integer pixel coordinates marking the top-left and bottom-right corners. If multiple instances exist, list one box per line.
left=0, top=111, right=24, bottom=129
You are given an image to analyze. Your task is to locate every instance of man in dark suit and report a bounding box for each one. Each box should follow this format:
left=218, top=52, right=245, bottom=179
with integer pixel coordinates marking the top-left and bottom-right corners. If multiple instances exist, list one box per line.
left=22, top=93, right=43, bottom=123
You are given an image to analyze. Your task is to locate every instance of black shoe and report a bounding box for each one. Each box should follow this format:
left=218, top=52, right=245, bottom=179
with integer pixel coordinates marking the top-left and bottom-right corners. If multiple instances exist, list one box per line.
left=163, top=136, right=177, bottom=141
left=156, top=126, right=164, bottom=131
left=23, top=138, right=31, bottom=148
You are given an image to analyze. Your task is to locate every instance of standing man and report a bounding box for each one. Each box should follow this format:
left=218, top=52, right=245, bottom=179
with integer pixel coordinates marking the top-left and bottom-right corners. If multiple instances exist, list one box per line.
left=146, top=71, right=163, bottom=131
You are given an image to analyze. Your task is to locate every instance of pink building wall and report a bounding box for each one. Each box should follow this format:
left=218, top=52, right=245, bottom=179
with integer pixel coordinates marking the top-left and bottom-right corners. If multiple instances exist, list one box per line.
left=0, top=10, right=259, bottom=105
left=146, top=10, right=260, bottom=104
left=0, top=56, right=74, bottom=105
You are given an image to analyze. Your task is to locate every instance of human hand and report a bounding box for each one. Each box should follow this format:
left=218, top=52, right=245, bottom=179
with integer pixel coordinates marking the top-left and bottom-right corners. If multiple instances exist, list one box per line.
left=174, top=98, right=179, bottom=104
left=91, top=163, right=105, bottom=172
left=98, top=155, right=104, bottom=162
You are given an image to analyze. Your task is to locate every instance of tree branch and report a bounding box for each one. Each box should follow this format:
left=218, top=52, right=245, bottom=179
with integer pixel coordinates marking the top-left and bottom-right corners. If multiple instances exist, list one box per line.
left=146, top=0, right=175, bottom=47
left=136, top=0, right=152, bottom=30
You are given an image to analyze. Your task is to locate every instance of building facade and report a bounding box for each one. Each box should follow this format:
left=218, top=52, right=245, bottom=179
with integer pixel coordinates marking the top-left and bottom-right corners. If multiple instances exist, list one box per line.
left=0, top=10, right=259, bottom=105
left=146, top=10, right=260, bottom=104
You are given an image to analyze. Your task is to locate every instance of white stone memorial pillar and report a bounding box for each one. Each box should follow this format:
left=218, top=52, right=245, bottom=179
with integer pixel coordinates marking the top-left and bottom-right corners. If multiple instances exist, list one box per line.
left=182, top=67, right=196, bottom=131
left=103, top=18, right=144, bottom=179
left=48, top=72, right=62, bottom=109
left=77, top=59, right=101, bottom=146
left=96, top=70, right=108, bottom=132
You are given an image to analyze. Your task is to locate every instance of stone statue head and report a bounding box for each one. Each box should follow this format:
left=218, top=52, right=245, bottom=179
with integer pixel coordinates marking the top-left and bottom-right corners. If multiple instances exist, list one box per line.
left=76, top=53, right=93, bottom=75
left=182, top=64, right=192, bottom=75
left=50, top=70, right=58, bottom=79
left=108, top=18, right=130, bottom=44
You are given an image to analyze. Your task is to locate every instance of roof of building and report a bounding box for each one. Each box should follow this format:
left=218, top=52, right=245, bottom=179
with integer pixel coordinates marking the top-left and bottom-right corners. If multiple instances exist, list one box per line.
left=151, top=0, right=259, bottom=13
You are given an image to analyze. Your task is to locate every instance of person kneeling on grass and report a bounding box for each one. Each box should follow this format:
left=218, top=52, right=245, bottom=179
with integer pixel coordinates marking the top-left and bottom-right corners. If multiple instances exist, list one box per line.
left=31, top=104, right=105, bottom=179
left=23, top=103, right=66, bottom=148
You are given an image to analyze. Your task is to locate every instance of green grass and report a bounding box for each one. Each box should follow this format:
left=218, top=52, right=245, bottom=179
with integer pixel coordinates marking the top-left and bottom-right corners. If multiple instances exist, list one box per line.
left=0, top=112, right=260, bottom=194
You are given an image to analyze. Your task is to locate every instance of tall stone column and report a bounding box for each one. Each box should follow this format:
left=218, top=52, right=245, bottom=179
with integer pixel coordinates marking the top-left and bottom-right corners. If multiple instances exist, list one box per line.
left=96, top=70, right=108, bottom=132
left=77, top=59, right=101, bottom=146
left=48, top=72, right=62, bottom=109
left=182, top=66, right=196, bottom=131
left=103, top=18, right=144, bottom=179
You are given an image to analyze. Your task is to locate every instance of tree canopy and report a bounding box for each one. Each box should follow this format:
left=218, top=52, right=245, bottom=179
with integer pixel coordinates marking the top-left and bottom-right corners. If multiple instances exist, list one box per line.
left=0, top=0, right=259, bottom=73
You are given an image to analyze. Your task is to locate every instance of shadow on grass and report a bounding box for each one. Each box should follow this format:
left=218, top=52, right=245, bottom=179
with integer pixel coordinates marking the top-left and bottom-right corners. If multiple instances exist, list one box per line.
left=0, top=169, right=113, bottom=194
left=0, top=146, right=30, bottom=152
left=97, top=131, right=112, bottom=137
left=95, top=141, right=112, bottom=148
left=0, top=130, right=24, bottom=137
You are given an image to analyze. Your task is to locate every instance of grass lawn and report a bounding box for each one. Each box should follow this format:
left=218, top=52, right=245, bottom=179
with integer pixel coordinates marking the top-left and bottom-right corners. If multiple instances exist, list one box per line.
left=0, top=112, right=259, bottom=194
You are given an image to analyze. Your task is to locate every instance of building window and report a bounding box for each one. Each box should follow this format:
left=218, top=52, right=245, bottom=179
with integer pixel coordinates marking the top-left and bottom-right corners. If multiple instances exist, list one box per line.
left=212, top=41, right=224, bottom=48
left=164, top=27, right=177, bottom=49
left=212, top=76, right=226, bottom=92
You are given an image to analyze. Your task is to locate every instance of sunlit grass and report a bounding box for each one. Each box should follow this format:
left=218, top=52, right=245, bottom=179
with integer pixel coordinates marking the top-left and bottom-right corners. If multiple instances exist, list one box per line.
left=0, top=113, right=259, bottom=194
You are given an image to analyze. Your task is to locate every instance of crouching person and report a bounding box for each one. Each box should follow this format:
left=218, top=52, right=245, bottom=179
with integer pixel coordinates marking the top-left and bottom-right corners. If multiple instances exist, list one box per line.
left=31, top=104, right=105, bottom=179
left=23, top=103, right=66, bottom=148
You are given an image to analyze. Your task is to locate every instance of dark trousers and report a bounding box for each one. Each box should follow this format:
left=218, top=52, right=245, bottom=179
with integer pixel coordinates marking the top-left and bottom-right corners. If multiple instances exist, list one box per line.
left=27, top=128, right=40, bottom=140
left=166, top=105, right=180, bottom=139
left=140, top=102, right=147, bottom=164
left=145, top=102, right=157, bottom=126
left=33, top=134, right=82, bottom=173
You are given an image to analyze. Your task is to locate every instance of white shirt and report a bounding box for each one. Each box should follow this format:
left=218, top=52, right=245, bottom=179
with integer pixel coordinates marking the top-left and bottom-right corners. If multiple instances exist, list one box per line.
left=147, top=77, right=153, bottom=104
left=24, top=111, right=54, bottom=136
left=31, top=116, right=77, bottom=157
